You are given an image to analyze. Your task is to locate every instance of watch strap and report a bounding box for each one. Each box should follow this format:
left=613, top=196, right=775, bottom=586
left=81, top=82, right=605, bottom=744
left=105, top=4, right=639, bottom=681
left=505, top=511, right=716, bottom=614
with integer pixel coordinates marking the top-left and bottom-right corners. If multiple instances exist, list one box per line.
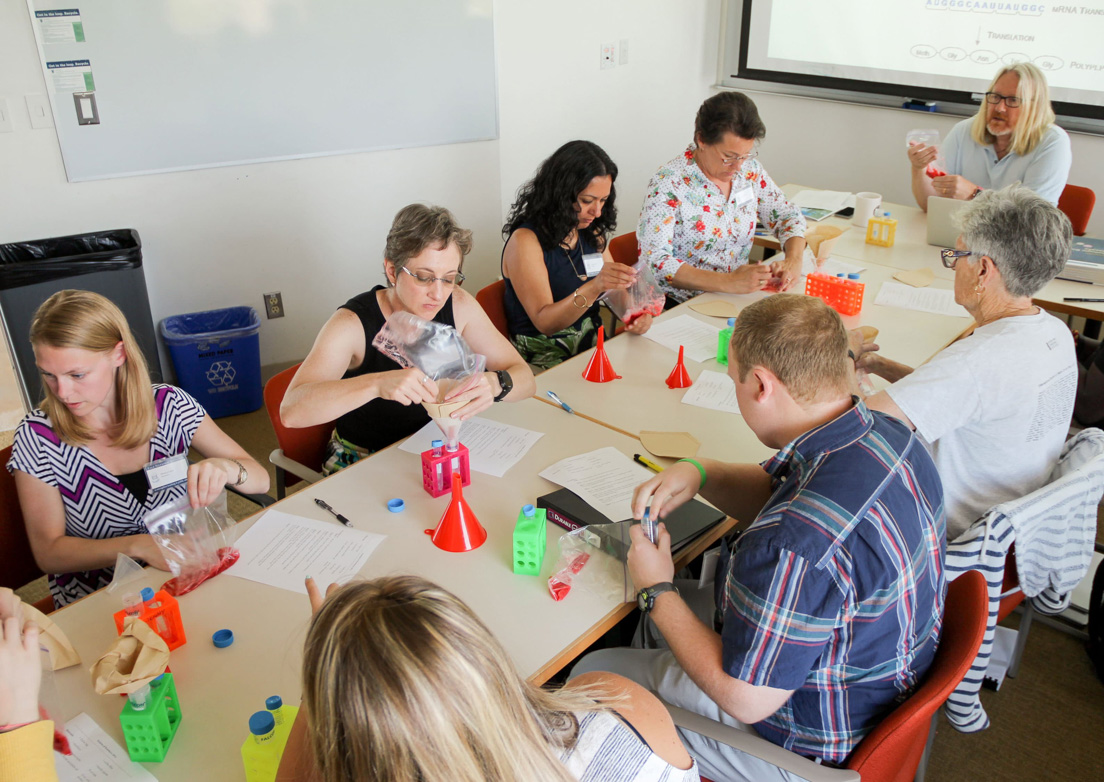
left=493, top=369, right=512, bottom=402
left=638, top=581, right=678, bottom=613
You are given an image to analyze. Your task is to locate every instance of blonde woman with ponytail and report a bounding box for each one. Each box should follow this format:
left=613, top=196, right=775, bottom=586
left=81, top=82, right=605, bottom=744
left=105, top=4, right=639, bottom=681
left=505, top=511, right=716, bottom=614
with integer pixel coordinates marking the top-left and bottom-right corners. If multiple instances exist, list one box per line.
left=7, top=290, right=268, bottom=608
left=276, top=576, right=699, bottom=782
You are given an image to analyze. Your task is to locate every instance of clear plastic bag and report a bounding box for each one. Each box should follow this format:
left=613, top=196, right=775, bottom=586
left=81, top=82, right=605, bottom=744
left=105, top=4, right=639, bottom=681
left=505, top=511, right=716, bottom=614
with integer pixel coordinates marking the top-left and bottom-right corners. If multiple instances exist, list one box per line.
left=547, top=521, right=633, bottom=603
left=143, top=494, right=240, bottom=596
left=906, top=129, right=947, bottom=178
left=372, top=311, right=487, bottom=399
left=603, top=260, right=665, bottom=327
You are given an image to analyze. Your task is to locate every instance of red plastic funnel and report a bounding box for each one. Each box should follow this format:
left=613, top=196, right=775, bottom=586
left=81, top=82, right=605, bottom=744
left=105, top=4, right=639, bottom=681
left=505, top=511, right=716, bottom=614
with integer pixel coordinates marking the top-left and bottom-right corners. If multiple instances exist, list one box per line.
left=425, top=473, right=487, bottom=552
left=665, top=345, right=693, bottom=389
left=581, top=325, right=621, bottom=383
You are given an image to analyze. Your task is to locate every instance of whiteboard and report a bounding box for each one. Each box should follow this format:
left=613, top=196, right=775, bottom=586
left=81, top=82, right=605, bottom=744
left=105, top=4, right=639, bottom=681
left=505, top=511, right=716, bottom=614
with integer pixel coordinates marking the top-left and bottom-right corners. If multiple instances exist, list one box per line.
left=26, top=1, right=499, bottom=182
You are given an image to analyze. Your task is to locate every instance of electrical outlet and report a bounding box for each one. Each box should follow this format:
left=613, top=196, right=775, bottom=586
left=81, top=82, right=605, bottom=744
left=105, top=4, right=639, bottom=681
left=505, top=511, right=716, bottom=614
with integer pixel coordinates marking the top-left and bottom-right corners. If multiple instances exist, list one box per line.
left=263, top=292, right=284, bottom=319
left=600, top=43, right=616, bottom=70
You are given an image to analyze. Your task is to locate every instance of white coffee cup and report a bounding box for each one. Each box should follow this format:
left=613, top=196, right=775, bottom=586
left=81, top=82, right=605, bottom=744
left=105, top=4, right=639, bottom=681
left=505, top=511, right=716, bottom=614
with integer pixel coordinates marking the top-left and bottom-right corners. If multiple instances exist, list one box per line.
left=853, top=192, right=882, bottom=228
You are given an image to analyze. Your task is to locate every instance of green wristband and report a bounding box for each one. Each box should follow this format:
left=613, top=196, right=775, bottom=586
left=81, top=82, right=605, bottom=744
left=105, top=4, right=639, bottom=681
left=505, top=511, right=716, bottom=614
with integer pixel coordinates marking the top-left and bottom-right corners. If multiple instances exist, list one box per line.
left=677, top=458, right=707, bottom=489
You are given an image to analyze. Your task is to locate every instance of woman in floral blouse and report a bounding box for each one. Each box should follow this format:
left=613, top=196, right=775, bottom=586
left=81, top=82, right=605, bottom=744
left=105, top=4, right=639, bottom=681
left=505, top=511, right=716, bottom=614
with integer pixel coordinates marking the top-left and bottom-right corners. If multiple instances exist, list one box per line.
left=501, top=140, right=652, bottom=370
left=638, top=92, right=807, bottom=306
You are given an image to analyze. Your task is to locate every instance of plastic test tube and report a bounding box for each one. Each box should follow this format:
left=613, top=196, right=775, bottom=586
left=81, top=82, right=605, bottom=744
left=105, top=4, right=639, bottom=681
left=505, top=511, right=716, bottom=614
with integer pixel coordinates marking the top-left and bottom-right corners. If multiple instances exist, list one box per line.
left=123, top=592, right=142, bottom=618
left=431, top=439, right=444, bottom=489
left=141, top=587, right=170, bottom=637
left=641, top=501, right=657, bottom=544
left=128, top=683, right=151, bottom=711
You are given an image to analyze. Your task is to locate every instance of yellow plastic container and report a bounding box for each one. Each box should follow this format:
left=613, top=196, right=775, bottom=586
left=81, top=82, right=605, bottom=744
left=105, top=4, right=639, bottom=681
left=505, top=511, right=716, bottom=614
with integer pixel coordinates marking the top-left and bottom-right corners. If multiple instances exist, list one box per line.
left=865, top=213, right=898, bottom=247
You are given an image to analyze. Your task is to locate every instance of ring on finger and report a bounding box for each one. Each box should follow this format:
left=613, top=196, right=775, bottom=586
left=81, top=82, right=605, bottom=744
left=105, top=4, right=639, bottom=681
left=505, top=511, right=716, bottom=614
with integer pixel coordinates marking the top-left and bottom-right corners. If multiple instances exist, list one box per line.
left=422, top=375, right=430, bottom=384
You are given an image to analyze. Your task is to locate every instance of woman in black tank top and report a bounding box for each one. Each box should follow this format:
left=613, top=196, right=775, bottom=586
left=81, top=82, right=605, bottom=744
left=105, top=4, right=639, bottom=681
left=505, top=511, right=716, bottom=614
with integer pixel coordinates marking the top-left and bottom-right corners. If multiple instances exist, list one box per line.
left=502, top=141, right=654, bottom=371
left=280, top=205, right=534, bottom=470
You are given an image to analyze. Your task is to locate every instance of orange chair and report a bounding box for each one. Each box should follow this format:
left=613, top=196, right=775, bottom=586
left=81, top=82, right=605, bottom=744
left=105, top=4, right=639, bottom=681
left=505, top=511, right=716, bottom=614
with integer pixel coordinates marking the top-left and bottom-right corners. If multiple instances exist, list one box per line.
left=1058, top=184, right=1096, bottom=237
left=263, top=363, right=334, bottom=499
left=0, top=445, right=55, bottom=614
left=476, top=279, right=510, bottom=339
left=664, top=570, right=988, bottom=782
left=609, top=231, right=638, bottom=267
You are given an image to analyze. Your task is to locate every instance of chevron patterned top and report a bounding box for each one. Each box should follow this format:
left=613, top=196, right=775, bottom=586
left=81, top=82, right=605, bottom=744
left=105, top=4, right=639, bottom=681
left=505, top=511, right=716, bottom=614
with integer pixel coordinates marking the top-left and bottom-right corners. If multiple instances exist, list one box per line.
left=7, top=385, right=205, bottom=607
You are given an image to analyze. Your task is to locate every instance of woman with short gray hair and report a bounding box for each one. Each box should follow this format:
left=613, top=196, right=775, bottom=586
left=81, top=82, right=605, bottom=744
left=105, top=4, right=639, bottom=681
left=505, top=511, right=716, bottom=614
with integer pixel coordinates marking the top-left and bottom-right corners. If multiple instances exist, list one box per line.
left=852, top=184, right=1075, bottom=539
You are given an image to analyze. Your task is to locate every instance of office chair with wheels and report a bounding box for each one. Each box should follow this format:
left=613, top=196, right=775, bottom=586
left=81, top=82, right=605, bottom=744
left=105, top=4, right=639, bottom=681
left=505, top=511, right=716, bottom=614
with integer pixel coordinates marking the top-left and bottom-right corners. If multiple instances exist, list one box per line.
left=1058, top=184, right=1095, bottom=237
left=475, top=279, right=510, bottom=339
left=263, top=363, right=333, bottom=499
left=0, top=444, right=56, bottom=614
left=663, top=570, right=988, bottom=782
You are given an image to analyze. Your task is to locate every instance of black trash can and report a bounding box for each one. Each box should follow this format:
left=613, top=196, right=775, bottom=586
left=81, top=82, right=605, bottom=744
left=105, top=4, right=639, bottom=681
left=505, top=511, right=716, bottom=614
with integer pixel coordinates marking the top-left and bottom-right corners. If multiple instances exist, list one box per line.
left=0, top=229, right=162, bottom=409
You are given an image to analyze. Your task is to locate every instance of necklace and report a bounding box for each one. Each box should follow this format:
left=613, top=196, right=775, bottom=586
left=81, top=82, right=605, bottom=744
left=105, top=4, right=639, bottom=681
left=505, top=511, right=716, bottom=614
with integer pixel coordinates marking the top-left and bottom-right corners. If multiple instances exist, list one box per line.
left=561, top=232, right=587, bottom=282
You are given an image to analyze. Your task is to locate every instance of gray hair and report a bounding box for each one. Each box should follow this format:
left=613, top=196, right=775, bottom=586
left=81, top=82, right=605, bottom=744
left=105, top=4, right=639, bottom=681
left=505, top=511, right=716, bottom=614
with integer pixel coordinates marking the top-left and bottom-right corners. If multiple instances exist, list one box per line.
left=956, top=184, right=1072, bottom=298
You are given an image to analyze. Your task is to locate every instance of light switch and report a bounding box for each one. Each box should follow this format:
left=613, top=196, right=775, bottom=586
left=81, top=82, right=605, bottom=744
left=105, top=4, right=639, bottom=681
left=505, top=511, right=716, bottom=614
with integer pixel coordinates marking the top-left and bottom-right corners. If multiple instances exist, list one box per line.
left=26, top=95, right=53, bottom=129
left=0, top=98, right=12, bottom=133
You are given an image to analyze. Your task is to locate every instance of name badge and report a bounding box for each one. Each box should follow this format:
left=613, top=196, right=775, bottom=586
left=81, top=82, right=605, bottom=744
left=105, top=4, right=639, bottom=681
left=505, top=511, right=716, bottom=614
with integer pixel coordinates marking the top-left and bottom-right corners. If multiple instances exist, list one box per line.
left=734, top=185, right=755, bottom=208
left=582, top=252, right=604, bottom=277
left=144, top=454, right=189, bottom=490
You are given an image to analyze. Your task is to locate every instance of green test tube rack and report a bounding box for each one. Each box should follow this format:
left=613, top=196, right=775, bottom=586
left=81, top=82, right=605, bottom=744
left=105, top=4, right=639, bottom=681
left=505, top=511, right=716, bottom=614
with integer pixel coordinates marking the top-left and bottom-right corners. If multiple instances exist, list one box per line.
left=513, top=504, right=547, bottom=576
left=119, top=673, right=182, bottom=762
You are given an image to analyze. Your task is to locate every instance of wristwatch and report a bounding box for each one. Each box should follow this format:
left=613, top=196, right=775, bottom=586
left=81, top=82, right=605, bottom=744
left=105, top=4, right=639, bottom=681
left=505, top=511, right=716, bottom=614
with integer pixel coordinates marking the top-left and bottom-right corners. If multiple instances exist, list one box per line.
left=493, top=369, right=513, bottom=402
left=228, top=458, right=248, bottom=487
left=637, top=582, right=679, bottom=614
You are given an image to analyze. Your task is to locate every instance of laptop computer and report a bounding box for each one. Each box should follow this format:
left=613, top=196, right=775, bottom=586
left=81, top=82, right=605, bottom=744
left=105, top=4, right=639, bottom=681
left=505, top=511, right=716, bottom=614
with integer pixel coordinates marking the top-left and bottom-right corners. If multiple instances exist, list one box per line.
left=926, top=196, right=968, bottom=248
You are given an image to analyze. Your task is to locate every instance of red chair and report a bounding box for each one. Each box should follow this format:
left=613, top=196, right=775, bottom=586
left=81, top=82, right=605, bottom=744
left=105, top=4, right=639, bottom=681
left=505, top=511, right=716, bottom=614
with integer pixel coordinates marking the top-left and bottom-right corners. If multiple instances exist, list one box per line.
left=664, top=570, right=988, bottom=782
left=1058, top=184, right=1095, bottom=237
left=263, top=364, right=333, bottom=499
left=0, top=445, right=56, bottom=614
left=476, top=279, right=510, bottom=339
left=609, top=231, right=638, bottom=267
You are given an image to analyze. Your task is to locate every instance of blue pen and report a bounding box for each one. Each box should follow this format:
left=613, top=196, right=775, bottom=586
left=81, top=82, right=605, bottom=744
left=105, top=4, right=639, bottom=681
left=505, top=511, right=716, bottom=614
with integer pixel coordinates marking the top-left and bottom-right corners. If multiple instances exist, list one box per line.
left=546, top=390, right=574, bottom=414
left=641, top=500, right=657, bottom=544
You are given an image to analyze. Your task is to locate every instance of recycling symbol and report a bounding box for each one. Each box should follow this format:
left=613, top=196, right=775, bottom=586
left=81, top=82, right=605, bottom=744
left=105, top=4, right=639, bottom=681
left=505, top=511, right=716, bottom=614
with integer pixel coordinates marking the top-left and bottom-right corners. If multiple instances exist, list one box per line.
left=206, top=361, right=236, bottom=387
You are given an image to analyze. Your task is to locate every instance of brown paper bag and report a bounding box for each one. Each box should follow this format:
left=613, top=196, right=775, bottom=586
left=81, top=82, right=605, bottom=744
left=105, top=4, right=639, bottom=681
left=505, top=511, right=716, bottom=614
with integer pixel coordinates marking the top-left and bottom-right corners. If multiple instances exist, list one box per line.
left=90, top=617, right=170, bottom=695
left=0, top=587, right=80, bottom=670
left=806, top=224, right=847, bottom=260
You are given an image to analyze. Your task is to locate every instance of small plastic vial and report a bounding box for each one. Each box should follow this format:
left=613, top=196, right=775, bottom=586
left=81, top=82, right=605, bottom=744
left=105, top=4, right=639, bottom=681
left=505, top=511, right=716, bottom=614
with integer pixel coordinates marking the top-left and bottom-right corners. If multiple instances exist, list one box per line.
left=128, top=683, right=151, bottom=711
left=431, top=439, right=444, bottom=457
left=123, top=592, right=142, bottom=618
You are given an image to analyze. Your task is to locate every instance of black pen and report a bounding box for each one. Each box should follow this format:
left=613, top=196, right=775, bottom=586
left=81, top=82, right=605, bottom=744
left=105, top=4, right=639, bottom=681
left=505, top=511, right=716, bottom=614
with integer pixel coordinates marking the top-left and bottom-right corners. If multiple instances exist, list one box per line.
left=314, top=498, right=351, bottom=527
left=1063, top=298, right=1104, bottom=303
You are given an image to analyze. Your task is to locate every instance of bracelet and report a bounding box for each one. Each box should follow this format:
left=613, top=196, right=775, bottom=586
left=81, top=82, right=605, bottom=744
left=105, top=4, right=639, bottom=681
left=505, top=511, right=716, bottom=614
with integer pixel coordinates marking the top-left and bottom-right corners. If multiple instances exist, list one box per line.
left=677, top=458, right=707, bottom=489
left=572, top=289, right=589, bottom=309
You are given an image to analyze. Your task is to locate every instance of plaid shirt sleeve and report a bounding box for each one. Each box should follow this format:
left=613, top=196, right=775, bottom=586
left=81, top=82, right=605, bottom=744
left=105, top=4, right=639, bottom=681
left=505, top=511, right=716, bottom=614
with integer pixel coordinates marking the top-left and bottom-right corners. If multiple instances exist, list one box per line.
left=721, top=539, right=844, bottom=690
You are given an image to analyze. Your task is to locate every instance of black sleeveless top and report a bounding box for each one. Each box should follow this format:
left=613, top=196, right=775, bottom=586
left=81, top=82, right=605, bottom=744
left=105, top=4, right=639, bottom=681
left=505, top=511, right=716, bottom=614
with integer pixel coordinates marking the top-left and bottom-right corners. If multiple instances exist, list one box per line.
left=502, top=223, right=602, bottom=338
left=334, top=286, right=456, bottom=452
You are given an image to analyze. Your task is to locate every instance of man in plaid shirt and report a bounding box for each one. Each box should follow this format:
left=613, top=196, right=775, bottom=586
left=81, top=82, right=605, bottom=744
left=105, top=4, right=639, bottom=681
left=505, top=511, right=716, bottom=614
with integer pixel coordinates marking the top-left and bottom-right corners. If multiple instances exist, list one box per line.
left=573, top=295, right=946, bottom=781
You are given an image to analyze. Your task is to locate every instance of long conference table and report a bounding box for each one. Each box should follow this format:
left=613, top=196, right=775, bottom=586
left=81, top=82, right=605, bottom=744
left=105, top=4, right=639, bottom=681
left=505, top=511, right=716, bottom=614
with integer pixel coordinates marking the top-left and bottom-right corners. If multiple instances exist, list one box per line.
left=44, top=195, right=985, bottom=779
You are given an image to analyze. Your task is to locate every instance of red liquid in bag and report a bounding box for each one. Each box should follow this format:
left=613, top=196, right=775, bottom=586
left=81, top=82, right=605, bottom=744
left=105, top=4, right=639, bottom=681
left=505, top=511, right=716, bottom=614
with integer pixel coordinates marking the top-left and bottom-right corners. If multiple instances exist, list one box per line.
left=926, top=166, right=947, bottom=178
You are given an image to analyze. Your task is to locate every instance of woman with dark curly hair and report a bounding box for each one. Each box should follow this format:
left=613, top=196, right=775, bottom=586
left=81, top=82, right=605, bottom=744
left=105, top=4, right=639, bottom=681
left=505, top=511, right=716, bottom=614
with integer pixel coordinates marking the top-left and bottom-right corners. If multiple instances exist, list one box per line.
left=502, top=140, right=651, bottom=370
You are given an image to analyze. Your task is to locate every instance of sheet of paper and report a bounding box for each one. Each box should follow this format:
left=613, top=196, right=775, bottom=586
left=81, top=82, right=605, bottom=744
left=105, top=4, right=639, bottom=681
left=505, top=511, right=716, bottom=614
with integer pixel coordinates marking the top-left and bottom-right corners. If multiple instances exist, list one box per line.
left=793, top=189, right=852, bottom=212
left=642, top=314, right=722, bottom=363
left=55, top=713, right=157, bottom=782
left=874, top=281, right=971, bottom=318
left=680, top=369, right=742, bottom=414
left=398, top=417, right=543, bottom=477
left=227, top=511, right=385, bottom=594
left=539, top=446, right=653, bottom=522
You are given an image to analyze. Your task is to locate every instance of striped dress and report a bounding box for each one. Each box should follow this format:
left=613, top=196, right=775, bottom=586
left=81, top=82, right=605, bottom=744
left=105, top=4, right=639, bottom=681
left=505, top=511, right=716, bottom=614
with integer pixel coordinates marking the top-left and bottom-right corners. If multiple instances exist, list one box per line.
left=558, top=710, right=700, bottom=781
left=7, top=385, right=205, bottom=608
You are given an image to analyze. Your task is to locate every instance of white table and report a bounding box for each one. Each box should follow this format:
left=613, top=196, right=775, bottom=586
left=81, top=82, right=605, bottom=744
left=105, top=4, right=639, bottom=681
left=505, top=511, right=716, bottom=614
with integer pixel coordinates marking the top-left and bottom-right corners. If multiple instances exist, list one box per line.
left=536, top=263, right=971, bottom=463
left=47, top=398, right=731, bottom=781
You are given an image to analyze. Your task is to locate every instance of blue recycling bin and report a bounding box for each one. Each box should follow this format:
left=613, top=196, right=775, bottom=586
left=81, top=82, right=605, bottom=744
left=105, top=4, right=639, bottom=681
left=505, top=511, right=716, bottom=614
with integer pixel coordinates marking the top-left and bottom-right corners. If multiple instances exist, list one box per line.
left=160, top=306, right=262, bottom=418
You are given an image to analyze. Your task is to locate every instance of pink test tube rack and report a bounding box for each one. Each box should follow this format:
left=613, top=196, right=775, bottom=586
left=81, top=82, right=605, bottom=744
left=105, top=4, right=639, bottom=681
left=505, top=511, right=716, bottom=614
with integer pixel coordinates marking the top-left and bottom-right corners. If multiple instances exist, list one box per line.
left=421, top=443, right=471, bottom=498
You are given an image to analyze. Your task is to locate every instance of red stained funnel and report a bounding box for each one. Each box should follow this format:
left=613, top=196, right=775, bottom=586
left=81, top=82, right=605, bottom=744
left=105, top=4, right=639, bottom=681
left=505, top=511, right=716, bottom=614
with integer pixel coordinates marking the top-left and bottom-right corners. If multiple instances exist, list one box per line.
left=665, top=345, right=693, bottom=389
left=581, top=325, right=621, bottom=383
left=425, top=473, right=487, bottom=552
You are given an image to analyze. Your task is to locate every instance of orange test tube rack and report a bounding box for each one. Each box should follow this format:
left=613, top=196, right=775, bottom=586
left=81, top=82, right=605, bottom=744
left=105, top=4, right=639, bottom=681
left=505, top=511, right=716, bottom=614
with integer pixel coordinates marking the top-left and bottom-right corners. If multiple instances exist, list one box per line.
left=804, top=273, right=865, bottom=317
left=113, top=589, right=187, bottom=651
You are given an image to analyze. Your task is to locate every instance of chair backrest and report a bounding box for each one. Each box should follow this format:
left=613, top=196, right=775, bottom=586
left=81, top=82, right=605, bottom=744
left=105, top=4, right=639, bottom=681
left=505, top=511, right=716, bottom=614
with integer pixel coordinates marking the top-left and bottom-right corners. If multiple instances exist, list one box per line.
left=1058, top=184, right=1096, bottom=237
left=608, top=232, right=638, bottom=267
left=476, top=279, right=510, bottom=339
left=263, top=364, right=333, bottom=489
left=845, top=570, right=988, bottom=782
left=0, top=444, right=52, bottom=606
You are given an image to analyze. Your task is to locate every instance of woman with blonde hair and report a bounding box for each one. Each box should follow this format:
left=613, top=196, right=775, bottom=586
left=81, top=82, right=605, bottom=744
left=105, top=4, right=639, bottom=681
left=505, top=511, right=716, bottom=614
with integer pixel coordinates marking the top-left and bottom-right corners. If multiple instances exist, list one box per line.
left=277, top=576, right=699, bottom=782
left=908, top=62, right=1071, bottom=209
left=6, top=290, right=268, bottom=608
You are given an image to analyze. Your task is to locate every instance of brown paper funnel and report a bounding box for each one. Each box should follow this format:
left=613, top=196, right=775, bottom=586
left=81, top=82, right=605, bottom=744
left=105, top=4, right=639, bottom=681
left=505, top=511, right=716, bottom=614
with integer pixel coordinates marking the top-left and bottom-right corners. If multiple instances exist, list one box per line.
left=90, top=617, right=170, bottom=695
left=806, top=224, right=846, bottom=260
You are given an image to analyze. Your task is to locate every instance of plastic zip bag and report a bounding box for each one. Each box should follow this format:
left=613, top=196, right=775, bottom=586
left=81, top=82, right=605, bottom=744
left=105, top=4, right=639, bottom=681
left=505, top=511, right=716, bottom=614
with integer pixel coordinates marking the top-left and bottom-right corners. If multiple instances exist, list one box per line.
left=906, top=129, right=947, bottom=179
left=143, top=494, right=240, bottom=596
left=372, top=311, right=487, bottom=396
left=547, top=521, right=633, bottom=603
left=603, top=260, right=665, bottom=327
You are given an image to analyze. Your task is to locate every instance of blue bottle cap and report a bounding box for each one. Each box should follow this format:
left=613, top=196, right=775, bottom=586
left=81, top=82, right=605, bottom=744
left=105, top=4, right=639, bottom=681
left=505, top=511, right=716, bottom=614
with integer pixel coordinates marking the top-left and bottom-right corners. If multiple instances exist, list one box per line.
left=837, top=273, right=845, bottom=278
left=727, top=317, right=736, bottom=327
left=212, top=629, right=234, bottom=648
left=847, top=273, right=861, bottom=280
left=522, top=504, right=535, bottom=517
left=265, top=695, right=283, bottom=710
left=431, top=439, right=443, bottom=448
left=387, top=498, right=405, bottom=513
left=152, top=674, right=165, bottom=685
left=249, top=711, right=275, bottom=736
left=140, top=587, right=155, bottom=602
left=883, top=211, right=892, bottom=217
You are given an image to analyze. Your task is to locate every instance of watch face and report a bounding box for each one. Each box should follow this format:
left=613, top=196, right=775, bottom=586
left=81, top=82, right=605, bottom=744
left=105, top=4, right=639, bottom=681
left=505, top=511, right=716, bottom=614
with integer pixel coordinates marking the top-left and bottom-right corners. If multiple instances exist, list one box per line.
left=637, top=590, right=650, bottom=612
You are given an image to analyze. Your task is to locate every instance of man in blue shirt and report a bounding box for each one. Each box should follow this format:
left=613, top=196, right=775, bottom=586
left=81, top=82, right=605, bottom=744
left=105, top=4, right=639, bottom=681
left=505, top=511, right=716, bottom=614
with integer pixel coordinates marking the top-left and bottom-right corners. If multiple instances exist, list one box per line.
left=572, top=294, right=946, bottom=781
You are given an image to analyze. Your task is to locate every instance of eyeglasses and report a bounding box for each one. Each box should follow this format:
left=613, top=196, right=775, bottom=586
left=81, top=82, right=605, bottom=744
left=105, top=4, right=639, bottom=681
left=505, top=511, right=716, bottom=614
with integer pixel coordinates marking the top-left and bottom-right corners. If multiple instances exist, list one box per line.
left=984, top=92, right=1022, bottom=108
left=940, top=249, right=972, bottom=269
left=718, top=149, right=758, bottom=166
left=400, top=266, right=465, bottom=287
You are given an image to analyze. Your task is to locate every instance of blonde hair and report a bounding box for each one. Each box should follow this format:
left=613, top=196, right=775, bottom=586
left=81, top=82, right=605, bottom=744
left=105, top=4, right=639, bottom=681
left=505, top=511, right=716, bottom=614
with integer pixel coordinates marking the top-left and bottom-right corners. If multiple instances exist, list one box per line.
left=970, top=62, right=1055, bottom=157
left=29, top=290, right=156, bottom=449
left=302, top=576, right=608, bottom=782
left=730, top=294, right=850, bottom=404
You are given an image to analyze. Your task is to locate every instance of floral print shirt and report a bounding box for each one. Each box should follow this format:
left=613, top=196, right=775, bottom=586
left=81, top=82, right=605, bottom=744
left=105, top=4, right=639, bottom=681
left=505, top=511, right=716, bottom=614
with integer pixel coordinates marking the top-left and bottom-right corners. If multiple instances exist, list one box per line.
left=637, top=144, right=806, bottom=303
